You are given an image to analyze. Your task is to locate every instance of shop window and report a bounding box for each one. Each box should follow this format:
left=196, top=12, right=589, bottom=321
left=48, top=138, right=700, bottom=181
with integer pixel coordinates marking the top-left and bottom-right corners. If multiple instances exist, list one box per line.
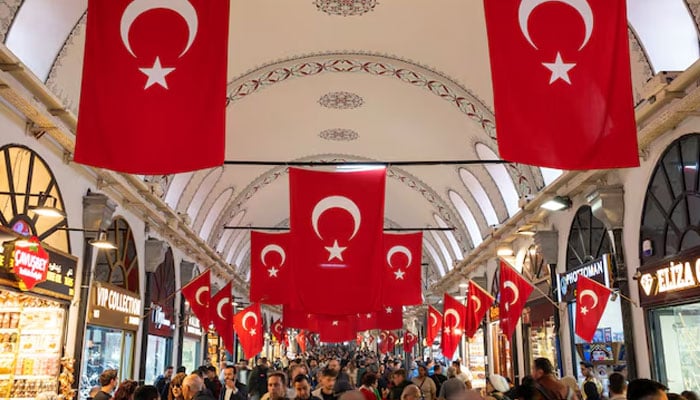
left=0, top=145, right=69, bottom=252
left=641, top=134, right=700, bottom=264
left=565, top=206, right=612, bottom=269
left=94, top=217, right=140, bottom=293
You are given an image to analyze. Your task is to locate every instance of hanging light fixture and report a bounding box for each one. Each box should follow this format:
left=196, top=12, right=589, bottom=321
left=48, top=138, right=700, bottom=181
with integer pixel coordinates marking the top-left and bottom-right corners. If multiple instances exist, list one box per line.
left=89, top=231, right=117, bottom=250
left=540, top=196, right=572, bottom=211
left=0, top=191, right=66, bottom=218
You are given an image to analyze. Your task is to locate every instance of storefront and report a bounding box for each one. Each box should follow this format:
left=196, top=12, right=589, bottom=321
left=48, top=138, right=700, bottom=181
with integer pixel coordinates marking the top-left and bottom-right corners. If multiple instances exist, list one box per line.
left=144, top=249, right=175, bottom=384
left=0, top=234, right=77, bottom=400
left=559, top=254, right=625, bottom=389
left=487, top=305, right=513, bottom=382
left=464, top=328, right=486, bottom=388
left=82, top=281, right=140, bottom=391
left=181, top=299, right=203, bottom=374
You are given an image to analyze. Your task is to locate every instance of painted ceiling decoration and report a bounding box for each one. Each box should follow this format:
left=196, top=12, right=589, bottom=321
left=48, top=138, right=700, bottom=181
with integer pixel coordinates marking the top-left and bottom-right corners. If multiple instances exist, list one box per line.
left=319, top=128, right=360, bottom=141
left=318, top=91, right=364, bottom=109
left=314, top=0, right=378, bottom=17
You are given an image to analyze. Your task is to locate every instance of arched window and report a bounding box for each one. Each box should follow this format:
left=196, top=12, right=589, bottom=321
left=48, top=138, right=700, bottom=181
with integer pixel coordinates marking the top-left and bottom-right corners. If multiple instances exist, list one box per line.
left=475, top=143, right=520, bottom=216
left=459, top=168, right=499, bottom=225
left=540, top=167, right=562, bottom=187
left=94, top=217, right=140, bottom=292
left=424, top=240, right=446, bottom=276
left=429, top=229, right=454, bottom=268
left=0, top=145, right=69, bottom=252
left=185, top=167, right=223, bottom=225
left=640, top=134, right=700, bottom=264
left=164, top=172, right=194, bottom=209
left=566, top=206, right=613, bottom=269
left=200, top=188, right=234, bottom=241
left=433, top=214, right=462, bottom=258
left=448, top=190, right=483, bottom=247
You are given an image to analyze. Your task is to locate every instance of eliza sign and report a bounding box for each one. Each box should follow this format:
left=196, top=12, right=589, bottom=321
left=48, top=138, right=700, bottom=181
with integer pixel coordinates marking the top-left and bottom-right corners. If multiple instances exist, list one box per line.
left=2, top=237, right=49, bottom=291
left=638, top=248, right=700, bottom=307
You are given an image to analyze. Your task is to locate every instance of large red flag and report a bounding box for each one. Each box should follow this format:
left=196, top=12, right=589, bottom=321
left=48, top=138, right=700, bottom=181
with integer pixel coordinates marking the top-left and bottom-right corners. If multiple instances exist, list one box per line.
left=181, top=270, right=210, bottom=326
left=378, top=331, right=390, bottom=354
left=296, top=331, right=307, bottom=353
left=426, top=305, right=442, bottom=346
left=233, top=303, right=264, bottom=359
left=250, top=231, right=290, bottom=304
left=357, top=312, right=378, bottom=332
left=575, top=275, right=611, bottom=342
left=317, top=315, right=358, bottom=343
left=499, top=260, right=534, bottom=339
left=442, top=294, right=466, bottom=359
left=483, top=0, right=638, bottom=169
left=271, top=319, right=284, bottom=342
left=75, top=0, right=229, bottom=174
left=403, top=331, right=418, bottom=353
left=382, top=232, right=423, bottom=306
left=465, top=280, right=494, bottom=338
left=387, top=331, right=399, bottom=352
left=210, top=282, right=233, bottom=354
left=289, top=167, right=386, bottom=315
left=377, top=305, right=403, bottom=331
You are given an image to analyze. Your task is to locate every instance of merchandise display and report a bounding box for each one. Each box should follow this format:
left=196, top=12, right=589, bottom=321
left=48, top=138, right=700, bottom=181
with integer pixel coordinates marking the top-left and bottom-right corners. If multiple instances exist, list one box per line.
left=530, top=318, right=557, bottom=368
left=465, top=330, right=486, bottom=388
left=0, top=290, right=65, bottom=400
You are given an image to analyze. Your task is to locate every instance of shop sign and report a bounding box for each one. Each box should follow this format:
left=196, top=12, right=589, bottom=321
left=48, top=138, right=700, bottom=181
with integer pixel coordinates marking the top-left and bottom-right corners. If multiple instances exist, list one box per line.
left=2, top=237, right=49, bottom=291
left=489, top=305, right=500, bottom=321
left=149, top=302, right=173, bottom=337
left=88, top=281, right=142, bottom=330
left=557, top=254, right=612, bottom=303
left=186, top=314, right=202, bottom=336
left=638, top=247, right=700, bottom=307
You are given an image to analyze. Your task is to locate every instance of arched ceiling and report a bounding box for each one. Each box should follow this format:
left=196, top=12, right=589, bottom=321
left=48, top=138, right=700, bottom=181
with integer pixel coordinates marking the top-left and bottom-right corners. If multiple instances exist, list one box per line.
left=2, top=0, right=699, bottom=286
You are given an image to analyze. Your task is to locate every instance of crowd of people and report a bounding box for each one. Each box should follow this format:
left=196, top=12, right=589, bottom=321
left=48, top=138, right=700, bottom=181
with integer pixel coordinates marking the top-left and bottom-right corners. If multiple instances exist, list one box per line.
left=83, top=347, right=698, bottom=400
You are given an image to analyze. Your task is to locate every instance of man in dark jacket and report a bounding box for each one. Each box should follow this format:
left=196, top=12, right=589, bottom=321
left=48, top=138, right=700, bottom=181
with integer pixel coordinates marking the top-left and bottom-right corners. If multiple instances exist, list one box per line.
left=249, top=358, right=271, bottom=400
left=155, top=366, right=174, bottom=400
left=205, top=366, right=223, bottom=399
left=389, top=370, right=411, bottom=400
left=430, top=364, right=447, bottom=396
left=221, top=365, right=247, bottom=400
left=531, top=358, right=568, bottom=400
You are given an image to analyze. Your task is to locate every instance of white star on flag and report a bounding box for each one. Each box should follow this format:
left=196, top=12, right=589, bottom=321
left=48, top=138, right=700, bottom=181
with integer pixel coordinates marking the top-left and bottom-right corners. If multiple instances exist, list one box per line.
left=325, top=240, right=347, bottom=261
left=444, top=327, right=451, bottom=334
left=581, top=306, right=589, bottom=315
left=542, top=52, right=575, bottom=85
left=385, top=306, right=393, bottom=314
left=250, top=328, right=257, bottom=336
left=366, top=313, right=372, bottom=319
left=268, top=267, right=279, bottom=277
left=139, top=57, right=175, bottom=89
left=332, top=320, right=339, bottom=326
left=394, top=269, right=405, bottom=280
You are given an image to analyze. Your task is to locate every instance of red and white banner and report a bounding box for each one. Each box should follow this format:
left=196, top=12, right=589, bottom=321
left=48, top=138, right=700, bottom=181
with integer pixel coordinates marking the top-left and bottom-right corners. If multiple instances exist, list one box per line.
left=250, top=231, right=290, bottom=304
left=377, top=305, right=403, bottom=331
left=381, top=232, right=423, bottom=306
left=483, top=0, right=638, bottom=169
left=441, top=294, right=466, bottom=359
left=403, top=331, right=418, bottom=353
left=499, top=260, right=534, bottom=339
left=356, top=312, right=378, bottom=332
left=465, top=280, right=494, bottom=338
left=181, top=270, right=210, bottom=326
left=378, top=330, right=390, bottom=354
left=210, top=282, right=233, bottom=354
left=289, top=167, right=386, bottom=314
left=75, top=0, right=229, bottom=174
left=387, top=331, right=399, bottom=352
left=575, top=275, right=611, bottom=342
left=426, top=305, right=442, bottom=346
left=316, top=315, right=358, bottom=343
left=271, top=319, right=284, bottom=342
left=296, top=331, right=307, bottom=353
left=233, top=303, right=263, bottom=359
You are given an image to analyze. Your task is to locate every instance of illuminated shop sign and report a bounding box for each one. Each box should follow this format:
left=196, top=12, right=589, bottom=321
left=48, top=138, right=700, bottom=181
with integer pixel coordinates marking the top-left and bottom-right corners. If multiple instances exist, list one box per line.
left=638, top=248, right=700, bottom=307
left=557, top=254, right=612, bottom=303
left=89, top=281, right=142, bottom=330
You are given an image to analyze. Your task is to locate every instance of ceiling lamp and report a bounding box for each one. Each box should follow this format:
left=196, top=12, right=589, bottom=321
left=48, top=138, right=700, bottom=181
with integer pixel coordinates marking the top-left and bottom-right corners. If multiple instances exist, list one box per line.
left=540, top=196, right=572, bottom=211
left=0, top=191, right=65, bottom=218
left=89, top=231, right=117, bottom=250
left=516, top=227, right=537, bottom=236
left=458, top=282, right=469, bottom=288
left=496, top=246, right=514, bottom=257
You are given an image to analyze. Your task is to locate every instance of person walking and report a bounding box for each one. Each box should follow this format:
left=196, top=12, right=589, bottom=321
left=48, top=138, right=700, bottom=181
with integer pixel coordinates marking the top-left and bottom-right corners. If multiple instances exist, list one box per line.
left=531, top=358, right=568, bottom=400
left=412, top=365, right=437, bottom=400
left=94, top=370, right=119, bottom=400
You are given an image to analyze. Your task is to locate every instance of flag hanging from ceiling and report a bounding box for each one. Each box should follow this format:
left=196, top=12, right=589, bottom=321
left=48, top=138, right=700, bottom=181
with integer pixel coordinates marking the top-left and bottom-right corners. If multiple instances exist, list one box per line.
left=377, top=305, right=403, bottom=331
left=499, top=260, right=534, bottom=339
left=441, top=293, right=466, bottom=359
left=465, top=280, right=494, bottom=338
left=210, top=282, right=233, bottom=354
left=426, top=305, right=442, bottom=346
left=181, top=269, right=211, bottom=326
left=250, top=231, right=291, bottom=304
left=387, top=331, right=399, bottom=352
left=296, top=330, right=307, bottom=353
left=356, top=312, right=378, bottom=332
left=378, top=330, right=390, bottom=354
left=483, top=0, right=638, bottom=169
left=232, top=303, right=264, bottom=359
left=575, top=274, right=611, bottom=342
left=381, top=232, right=423, bottom=306
left=271, top=319, right=284, bottom=342
left=403, top=331, right=418, bottom=353
left=75, top=0, right=229, bottom=174
left=289, top=167, right=386, bottom=315
left=316, top=315, right=358, bottom=343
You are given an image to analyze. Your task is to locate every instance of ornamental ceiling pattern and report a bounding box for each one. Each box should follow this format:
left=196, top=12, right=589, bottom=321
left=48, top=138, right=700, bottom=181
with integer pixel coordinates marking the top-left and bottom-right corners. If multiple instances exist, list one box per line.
left=314, top=0, right=378, bottom=16
left=319, top=128, right=359, bottom=141
left=0, top=0, right=21, bottom=42
left=318, top=91, right=364, bottom=109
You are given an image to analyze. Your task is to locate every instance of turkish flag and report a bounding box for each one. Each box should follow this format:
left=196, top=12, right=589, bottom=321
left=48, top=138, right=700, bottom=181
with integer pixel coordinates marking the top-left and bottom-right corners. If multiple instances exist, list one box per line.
left=377, top=306, right=403, bottom=331
left=403, top=331, right=418, bottom=353
left=289, top=167, right=386, bottom=314
left=387, top=331, right=399, bottom=352
left=357, top=312, right=379, bottom=332
left=378, top=331, right=390, bottom=354
left=282, top=306, right=319, bottom=331
left=75, top=0, right=229, bottom=174
left=181, top=270, right=210, bottom=326
left=465, top=280, right=494, bottom=338
left=250, top=231, right=290, bottom=304
left=575, top=275, right=611, bottom=342
left=296, top=331, right=307, bottom=353
left=442, top=294, right=466, bottom=359
left=483, top=0, right=638, bottom=169
left=233, top=303, right=264, bottom=359
left=499, top=260, right=534, bottom=339
left=210, top=282, right=233, bottom=354
left=317, top=315, right=358, bottom=343
left=426, top=305, right=442, bottom=346
left=382, top=232, right=423, bottom=306
left=283, top=332, right=290, bottom=348
left=307, top=333, right=318, bottom=349
left=271, top=319, right=284, bottom=342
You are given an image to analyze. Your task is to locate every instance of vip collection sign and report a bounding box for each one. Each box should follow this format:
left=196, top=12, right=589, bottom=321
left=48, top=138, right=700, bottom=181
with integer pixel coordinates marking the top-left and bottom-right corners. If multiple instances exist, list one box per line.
left=88, top=281, right=142, bottom=329
left=557, top=254, right=612, bottom=303
left=638, top=248, right=700, bottom=307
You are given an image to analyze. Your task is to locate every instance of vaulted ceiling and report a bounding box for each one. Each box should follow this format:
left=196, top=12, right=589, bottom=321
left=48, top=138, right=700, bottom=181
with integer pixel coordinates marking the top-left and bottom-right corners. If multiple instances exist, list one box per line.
left=3, top=0, right=700, bottom=291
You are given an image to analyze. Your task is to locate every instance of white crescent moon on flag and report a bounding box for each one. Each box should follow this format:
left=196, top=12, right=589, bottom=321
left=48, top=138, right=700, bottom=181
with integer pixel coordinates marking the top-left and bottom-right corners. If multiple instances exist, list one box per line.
left=444, top=309, right=461, bottom=330
left=311, top=196, right=361, bottom=240
left=470, top=295, right=482, bottom=313
left=387, top=245, right=412, bottom=268
left=216, top=297, right=227, bottom=320
left=579, top=289, right=599, bottom=309
left=195, top=286, right=208, bottom=306
left=274, top=322, right=282, bottom=333
left=380, top=331, right=387, bottom=341
left=120, top=0, right=199, bottom=58
left=241, top=311, right=258, bottom=331
left=429, top=312, right=438, bottom=327
left=518, top=0, right=593, bottom=51
left=261, top=244, right=286, bottom=267
left=504, top=280, right=520, bottom=306
left=407, top=333, right=415, bottom=341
